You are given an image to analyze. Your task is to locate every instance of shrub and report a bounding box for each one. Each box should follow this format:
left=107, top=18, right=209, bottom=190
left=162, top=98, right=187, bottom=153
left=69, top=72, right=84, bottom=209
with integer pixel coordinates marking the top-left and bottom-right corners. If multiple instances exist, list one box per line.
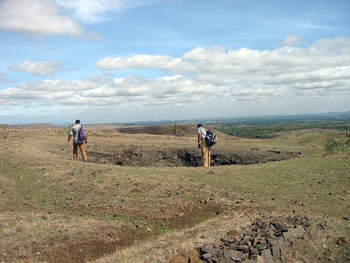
left=1, top=126, right=10, bottom=140
left=164, top=123, right=186, bottom=137
left=345, top=138, right=350, bottom=148
left=324, top=138, right=347, bottom=154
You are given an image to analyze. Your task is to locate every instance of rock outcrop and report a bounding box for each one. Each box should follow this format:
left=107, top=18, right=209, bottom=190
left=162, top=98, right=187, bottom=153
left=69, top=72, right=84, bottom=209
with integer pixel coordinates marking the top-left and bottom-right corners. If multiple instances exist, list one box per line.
left=169, top=213, right=311, bottom=263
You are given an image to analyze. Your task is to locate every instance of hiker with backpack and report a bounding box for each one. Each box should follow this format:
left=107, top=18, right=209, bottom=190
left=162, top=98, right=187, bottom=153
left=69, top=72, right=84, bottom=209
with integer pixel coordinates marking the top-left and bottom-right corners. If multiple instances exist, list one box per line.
left=197, top=123, right=217, bottom=167
left=67, top=119, right=88, bottom=162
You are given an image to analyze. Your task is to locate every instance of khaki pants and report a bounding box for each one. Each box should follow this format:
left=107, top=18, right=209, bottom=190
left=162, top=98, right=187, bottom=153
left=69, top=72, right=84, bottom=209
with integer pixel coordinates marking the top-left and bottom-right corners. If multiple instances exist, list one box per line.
left=73, top=143, right=87, bottom=162
left=201, top=139, right=211, bottom=167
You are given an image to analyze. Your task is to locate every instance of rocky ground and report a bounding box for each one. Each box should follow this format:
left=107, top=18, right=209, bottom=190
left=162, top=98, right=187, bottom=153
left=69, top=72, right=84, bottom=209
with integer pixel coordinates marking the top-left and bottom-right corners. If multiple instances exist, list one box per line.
left=169, top=212, right=314, bottom=263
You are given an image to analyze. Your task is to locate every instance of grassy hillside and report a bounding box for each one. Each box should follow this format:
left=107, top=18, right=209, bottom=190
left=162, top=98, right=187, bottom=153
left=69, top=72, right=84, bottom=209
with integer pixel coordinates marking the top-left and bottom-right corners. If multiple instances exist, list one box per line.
left=0, top=125, right=349, bottom=263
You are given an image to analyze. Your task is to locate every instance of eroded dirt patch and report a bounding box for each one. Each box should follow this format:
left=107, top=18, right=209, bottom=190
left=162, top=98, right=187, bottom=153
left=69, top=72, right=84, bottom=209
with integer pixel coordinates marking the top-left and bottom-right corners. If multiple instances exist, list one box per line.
left=45, top=227, right=136, bottom=263
left=87, top=147, right=301, bottom=167
left=1, top=204, right=224, bottom=263
left=6, top=225, right=137, bottom=263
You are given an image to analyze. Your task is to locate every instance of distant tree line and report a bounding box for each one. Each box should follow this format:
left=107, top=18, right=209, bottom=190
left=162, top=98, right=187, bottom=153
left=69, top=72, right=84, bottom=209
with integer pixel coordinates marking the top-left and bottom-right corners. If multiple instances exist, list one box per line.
left=214, top=119, right=350, bottom=138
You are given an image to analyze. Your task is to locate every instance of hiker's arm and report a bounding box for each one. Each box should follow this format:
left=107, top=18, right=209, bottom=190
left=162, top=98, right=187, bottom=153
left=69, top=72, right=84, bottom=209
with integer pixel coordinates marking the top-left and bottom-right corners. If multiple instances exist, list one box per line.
left=197, top=133, right=201, bottom=148
left=67, top=134, right=72, bottom=146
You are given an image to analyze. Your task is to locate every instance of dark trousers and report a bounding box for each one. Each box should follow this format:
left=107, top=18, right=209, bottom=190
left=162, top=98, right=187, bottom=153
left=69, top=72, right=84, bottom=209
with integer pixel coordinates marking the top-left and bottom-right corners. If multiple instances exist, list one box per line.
left=73, top=143, right=87, bottom=161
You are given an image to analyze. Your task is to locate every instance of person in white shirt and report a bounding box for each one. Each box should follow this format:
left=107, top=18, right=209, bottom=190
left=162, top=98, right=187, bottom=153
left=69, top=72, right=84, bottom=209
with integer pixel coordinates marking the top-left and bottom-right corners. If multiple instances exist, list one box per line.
left=67, top=119, right=87, bottom=162
left=197, top=123, right=211, bottom=167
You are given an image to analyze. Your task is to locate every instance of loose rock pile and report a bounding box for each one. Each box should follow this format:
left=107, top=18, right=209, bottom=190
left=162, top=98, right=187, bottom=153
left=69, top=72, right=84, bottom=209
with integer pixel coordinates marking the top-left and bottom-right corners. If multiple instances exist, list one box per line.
left=169, top=213, right=311, bottom=263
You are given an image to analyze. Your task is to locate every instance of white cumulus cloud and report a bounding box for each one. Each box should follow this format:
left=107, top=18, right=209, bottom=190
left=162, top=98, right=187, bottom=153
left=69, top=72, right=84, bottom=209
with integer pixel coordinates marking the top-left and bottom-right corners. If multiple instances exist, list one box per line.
left=283, top=35, right=306, bottom=47
left=96, top=55, right=183, bottom=70
left=55, top=0, right=160, bottom=22
left=7, top=61, right=62, bottom=75
left=1, top=38, right=349, bottom=123
left=0, top=0, right=83, bottom=36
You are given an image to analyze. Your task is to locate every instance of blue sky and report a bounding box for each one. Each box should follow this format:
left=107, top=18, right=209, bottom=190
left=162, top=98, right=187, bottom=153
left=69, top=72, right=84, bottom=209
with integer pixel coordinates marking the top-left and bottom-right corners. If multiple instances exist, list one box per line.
left=0, top=0, right=349, bottom=125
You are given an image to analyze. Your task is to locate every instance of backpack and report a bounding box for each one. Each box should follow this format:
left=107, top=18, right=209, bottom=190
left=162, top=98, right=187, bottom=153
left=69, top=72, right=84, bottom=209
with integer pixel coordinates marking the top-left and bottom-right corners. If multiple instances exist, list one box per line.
left=205, top=130, right=217, bottom=147
left=78, top=125, right=87, bottom=140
